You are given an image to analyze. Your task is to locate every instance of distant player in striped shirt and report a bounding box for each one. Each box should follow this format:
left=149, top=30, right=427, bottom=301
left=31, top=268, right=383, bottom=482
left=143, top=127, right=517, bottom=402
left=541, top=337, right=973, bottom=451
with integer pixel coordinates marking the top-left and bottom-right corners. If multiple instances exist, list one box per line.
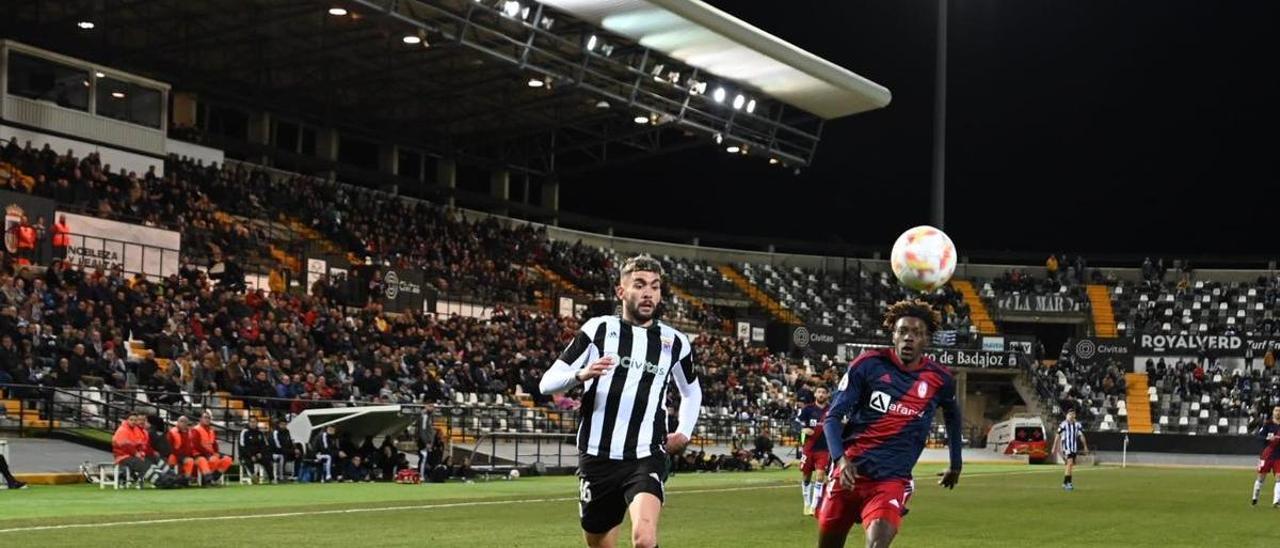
left=1250, top=405, right=1280, bottom=507
left=1051, top=409, right=1089, bottom=491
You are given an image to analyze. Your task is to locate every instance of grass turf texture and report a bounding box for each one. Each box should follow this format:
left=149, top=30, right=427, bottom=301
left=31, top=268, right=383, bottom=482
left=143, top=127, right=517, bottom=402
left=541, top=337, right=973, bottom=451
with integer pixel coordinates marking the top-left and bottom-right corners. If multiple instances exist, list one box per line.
left=0, top=463, right=1274, bottom=547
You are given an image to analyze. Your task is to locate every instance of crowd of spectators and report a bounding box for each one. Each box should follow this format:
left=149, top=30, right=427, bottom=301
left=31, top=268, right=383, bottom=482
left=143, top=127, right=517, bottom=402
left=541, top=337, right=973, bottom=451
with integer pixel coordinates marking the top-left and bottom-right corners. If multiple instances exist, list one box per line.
left=1030, top=354, right=1127, bottom=426
left=1146, top=356, right=1280, bottom=427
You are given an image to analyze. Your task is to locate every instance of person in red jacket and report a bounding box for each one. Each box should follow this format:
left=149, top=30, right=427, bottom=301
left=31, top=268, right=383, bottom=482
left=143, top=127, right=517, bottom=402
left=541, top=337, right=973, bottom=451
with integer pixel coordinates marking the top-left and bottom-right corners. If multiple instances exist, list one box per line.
left=112, top=411, right=159, bottom=483
left=167, top=416, right=198, bottom=478
left=192, top=412, right=233, bottom=484
left=51, top=214, right=71, bottom=260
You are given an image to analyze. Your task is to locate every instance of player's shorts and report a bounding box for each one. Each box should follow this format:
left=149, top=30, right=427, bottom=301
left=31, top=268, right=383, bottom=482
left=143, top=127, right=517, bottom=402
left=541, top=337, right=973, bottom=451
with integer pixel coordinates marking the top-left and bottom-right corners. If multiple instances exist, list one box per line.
left=577, top=453, right=667, bottom=534
left=800, top=450, right=831, bottom=476
left=817, top=476, right=913, bottom=535
left=1257, top=457, right=1280, bottom=475
left=1064, top=452, right=1078, bottom=462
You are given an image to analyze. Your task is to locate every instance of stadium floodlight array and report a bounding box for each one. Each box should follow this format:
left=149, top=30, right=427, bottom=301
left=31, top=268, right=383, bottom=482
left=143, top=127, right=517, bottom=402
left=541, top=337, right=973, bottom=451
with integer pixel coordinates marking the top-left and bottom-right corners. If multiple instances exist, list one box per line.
left=350, top=0, right=826, bottom=167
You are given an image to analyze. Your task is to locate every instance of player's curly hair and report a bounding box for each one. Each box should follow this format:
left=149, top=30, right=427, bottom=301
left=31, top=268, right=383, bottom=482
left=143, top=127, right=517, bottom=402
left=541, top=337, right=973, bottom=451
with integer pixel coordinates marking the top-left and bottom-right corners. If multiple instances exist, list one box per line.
left=882, top=299, right=942, bottom=333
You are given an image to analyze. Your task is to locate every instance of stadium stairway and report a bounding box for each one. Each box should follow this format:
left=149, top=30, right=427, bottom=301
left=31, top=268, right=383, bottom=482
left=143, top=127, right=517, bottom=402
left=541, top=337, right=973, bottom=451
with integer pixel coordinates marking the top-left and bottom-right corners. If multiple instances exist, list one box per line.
left=718, top=265, right=803, bottom=325
left=531, top=264, right=589, bottom=301
left=951, top=280, right=998, bottom=335
left=1124, top=373, right=1154, bottom=433
left=1086, top=285, right=1118, bottom=337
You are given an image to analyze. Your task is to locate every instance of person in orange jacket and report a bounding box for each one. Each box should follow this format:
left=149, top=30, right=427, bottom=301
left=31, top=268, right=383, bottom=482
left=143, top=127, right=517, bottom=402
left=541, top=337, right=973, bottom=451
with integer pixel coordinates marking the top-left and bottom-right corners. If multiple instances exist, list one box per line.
left=112, top=411, right=159, bottom=482
left=192, top=412, right=233, bottom=484
left=167, top=416, right=198, bottom=478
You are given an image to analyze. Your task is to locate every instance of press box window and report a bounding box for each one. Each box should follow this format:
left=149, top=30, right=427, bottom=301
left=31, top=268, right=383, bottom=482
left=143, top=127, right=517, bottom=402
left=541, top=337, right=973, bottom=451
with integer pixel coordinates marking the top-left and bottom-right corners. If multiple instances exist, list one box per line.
left=5, top=51, right=90, bottom=111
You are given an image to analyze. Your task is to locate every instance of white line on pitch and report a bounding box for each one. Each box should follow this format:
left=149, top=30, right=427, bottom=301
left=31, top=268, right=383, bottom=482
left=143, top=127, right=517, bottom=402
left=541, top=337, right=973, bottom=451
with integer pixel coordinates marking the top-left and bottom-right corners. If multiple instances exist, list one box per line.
left=0, top=467, right=1111, bottom=534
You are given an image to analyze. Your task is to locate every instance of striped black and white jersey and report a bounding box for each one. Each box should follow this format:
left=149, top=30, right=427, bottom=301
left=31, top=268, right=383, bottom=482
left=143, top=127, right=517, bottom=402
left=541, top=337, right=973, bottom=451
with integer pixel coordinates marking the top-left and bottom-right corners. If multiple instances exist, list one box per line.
left=1058, top=420, right=1084, bottom=454
left=540, top=315, right=702, bottom=460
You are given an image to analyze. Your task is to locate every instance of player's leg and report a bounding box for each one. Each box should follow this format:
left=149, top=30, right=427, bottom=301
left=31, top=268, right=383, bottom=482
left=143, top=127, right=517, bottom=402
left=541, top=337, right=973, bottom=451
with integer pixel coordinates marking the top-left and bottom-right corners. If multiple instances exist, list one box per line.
left=1063, top=454, right=1075, bottom=490
left=584, top=526, right=621, bottom=548
left=1271, top=462, right=1280, bottom=507
left=816, top=477, right=859, bottom=548
left=580, top=465, right=627, bottom=548
left=801, top=454, right=815, bottom=514
left=858, top=479, right=909, bottom=548
left=864, top=520, right=898, bottom=548
left=813, top=466, right=828, bottom=515
left=627, top=493, right=662, bottom=548
left=1252, top=470, right=1265, bottom=505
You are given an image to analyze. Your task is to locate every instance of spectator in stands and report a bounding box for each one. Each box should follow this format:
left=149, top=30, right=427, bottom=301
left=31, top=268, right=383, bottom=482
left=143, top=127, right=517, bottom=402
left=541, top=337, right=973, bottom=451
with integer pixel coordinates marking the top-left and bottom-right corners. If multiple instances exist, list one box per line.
left=167, top=416, right=198, bottom=479
left=312, top=424, right=341, bottom=482
left=51, top=215, right=70, bottom=260
left=239, top=420, right=271, bottom=482
left=1046, top=255, right=1060, bottom=282
left=373, top=437, right=408, bottom=481
left=269, top=419, right=301, bottom=481
left=112, top=411, right=159, bottom=483
left=191, top=412, right=233, bottom=484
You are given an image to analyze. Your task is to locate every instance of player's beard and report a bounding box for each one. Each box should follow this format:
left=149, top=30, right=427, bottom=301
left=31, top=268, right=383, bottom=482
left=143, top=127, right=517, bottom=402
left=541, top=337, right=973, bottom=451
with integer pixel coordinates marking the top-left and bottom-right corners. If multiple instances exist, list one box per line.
left=624, top=298, right=656, bottom=324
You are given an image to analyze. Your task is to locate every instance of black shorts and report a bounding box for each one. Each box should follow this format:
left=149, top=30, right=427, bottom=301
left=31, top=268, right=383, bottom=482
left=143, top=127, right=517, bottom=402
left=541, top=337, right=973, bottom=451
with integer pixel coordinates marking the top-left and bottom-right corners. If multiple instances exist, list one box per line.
left=1065, top=452, right=1078, bottom=461
left=577, top=453, right=667, bottom=534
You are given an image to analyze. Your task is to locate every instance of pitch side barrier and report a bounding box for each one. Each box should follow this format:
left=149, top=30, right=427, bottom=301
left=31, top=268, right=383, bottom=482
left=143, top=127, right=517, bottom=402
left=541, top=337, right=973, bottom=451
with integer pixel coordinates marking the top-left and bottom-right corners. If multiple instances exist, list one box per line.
left=1088, top=431, right=1258, bottom=455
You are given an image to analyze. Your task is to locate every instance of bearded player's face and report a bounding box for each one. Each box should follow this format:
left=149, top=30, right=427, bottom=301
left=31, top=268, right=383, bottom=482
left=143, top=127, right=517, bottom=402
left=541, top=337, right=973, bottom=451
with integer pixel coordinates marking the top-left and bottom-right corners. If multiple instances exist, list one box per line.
left=814, top=387, right=829, bottom=404
left=617, top=270, right=661, bottom=324
left=892, top=316, right=929, bottom=366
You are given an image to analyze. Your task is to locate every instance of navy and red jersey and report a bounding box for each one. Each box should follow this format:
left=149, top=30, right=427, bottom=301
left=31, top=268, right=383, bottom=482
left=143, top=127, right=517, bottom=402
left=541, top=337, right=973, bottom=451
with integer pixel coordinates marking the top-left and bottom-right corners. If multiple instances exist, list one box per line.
left=1258, top=422, right=1280, bottom=462
left=796, top=403, right=830, bottom=455
left=823, top=349, right=963, bottom=481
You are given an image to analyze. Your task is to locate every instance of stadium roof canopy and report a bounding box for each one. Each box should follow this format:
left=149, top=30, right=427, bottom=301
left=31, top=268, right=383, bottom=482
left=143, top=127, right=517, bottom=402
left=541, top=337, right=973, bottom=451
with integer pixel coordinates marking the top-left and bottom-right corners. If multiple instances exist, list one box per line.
left=0, top=0, right=890, bottom=176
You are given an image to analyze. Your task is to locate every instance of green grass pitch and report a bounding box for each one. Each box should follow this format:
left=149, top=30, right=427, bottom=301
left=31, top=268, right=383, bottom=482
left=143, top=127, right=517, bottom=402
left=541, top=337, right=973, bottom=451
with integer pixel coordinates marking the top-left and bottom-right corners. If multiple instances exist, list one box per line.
left=1, top=463, right=1274, bottom=547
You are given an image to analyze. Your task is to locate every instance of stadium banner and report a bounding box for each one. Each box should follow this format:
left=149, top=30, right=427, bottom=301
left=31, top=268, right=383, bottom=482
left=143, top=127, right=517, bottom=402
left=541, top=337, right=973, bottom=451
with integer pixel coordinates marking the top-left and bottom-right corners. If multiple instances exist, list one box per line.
left=993, top=293, right=1084, bottom=314
left=736, top=321, right=750, bottom=342
left=751, top=327, right=766, bottom=344
left=0, top=188, right=56, bottom=258
left=982, top=336, right=1005, bottom=352
left=770, top=323, right=839, bottom=356
left=559, top=297, right=575, bottom=319
left=57, top=211, right=180, bottom=278
left=1004, top=334, right=1037, bottom=356
left=306, top=258, right=327, bottom=291
left=1247, top=338, right=1280, bottom=354
left=1063, top=337, right=1134, bottom=367
left=379, top=268, right=425, bottom=313
left=1136, top=333, right=1247, bottom=356
left=839, top=342, right=1024, bottom=369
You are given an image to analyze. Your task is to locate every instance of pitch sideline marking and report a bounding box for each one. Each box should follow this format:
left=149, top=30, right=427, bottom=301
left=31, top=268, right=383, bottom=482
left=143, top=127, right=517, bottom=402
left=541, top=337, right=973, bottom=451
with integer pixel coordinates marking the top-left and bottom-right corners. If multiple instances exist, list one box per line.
left=0, top=467, right=1109, bottom=534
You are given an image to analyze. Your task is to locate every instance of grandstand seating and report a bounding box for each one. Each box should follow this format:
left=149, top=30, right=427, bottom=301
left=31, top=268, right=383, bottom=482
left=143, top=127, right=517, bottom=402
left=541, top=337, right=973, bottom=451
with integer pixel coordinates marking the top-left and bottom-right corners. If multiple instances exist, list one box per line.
left=1111, top=279, right=1280, bottom=339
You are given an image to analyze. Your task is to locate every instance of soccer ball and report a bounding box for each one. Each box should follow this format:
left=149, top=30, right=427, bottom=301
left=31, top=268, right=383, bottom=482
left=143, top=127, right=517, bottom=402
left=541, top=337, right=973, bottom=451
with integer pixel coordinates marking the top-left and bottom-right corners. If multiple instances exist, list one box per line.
left=508, top=469, right=521, bottom=480
left=890, top=225, right=957, bottom=292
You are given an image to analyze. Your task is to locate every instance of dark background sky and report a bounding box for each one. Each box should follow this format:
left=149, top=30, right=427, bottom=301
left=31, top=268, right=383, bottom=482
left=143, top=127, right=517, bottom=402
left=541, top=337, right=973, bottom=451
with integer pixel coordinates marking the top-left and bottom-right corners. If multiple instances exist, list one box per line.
left=559, top=0, right=1279, bottom=260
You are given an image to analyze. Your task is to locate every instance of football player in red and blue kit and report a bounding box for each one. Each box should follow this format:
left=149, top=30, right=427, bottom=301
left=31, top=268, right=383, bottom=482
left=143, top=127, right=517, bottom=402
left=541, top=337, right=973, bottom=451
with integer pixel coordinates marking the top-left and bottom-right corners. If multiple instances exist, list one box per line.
left=1250, top=405, right=1280, bottom=507
left=797, top=386, right=831, bottom=516
left=817, top=300, right=963, bottom=548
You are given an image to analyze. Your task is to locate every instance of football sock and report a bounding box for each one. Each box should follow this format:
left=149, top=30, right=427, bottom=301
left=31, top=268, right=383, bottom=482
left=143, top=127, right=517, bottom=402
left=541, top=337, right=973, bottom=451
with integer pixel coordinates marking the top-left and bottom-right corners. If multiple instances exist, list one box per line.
left=1065, top=475, right=1072, bottom=485
left=1273, top=481, right=1280, bottom=505
left=812, top=481, right=825, bottom=511
left=1253, top=479, right=1263, bottom=501
left=802, top=480, right=812, bottom=507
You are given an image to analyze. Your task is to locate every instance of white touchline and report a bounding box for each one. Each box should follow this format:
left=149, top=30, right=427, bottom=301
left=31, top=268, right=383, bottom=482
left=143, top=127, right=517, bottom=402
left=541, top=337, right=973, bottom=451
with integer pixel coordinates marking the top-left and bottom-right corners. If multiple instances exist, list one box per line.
left=0, top=468, right=1115, bottom=535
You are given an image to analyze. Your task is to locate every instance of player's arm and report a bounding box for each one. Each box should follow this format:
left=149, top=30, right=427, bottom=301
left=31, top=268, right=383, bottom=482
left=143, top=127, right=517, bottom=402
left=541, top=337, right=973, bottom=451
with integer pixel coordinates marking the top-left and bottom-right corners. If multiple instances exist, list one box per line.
left=797, top=407, right=815, bottom=437
left=823, top=365, right=864, bottom=461
left=666, top=346, right=702, bottom=453
left=538, top=327, right=604, bottom=395
left=824, top=365, right=864, bottom=488
left=938, top=375, right=963, bottom=489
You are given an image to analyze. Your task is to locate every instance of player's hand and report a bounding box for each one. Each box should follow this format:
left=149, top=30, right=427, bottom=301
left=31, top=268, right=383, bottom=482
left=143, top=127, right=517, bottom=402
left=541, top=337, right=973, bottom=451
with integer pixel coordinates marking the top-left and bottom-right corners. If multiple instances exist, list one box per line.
left=665, top=432, right=690, bottom=453
left=937, top=469, right=960, bottom=489
left=834, top=457, right=856, bottom=490
left=801, top=427, right=815, bottom=437
left=576, top=356, right=615, bottom=382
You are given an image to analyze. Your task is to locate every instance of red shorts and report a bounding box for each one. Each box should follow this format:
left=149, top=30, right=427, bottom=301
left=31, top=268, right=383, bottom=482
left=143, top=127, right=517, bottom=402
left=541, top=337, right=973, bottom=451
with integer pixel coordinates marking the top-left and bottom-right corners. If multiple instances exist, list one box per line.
left=817, top=476, right=913, bottom=535
left=1257, top=457, right=1280, bottom=475
left=801, top=451, right=831, bottom=476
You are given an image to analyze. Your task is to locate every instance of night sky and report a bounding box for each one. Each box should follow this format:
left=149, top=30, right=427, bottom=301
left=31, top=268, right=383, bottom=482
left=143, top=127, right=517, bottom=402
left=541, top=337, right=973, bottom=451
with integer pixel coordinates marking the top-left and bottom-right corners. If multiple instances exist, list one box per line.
left=559, top=1, right=1279, bottom=261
